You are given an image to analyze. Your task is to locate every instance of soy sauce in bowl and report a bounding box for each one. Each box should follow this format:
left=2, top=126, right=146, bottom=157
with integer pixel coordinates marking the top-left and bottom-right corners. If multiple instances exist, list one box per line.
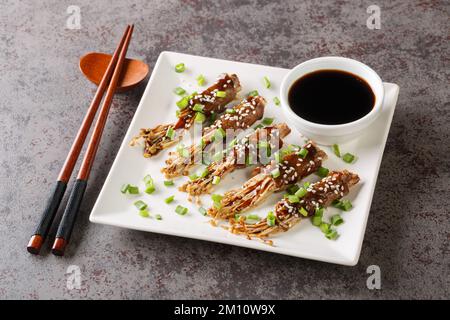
left=288, top=70, right=375, bottom=125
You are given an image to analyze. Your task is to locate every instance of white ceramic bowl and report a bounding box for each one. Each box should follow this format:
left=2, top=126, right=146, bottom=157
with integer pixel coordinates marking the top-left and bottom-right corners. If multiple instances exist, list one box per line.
left=280, top=57, right=384, bottom=145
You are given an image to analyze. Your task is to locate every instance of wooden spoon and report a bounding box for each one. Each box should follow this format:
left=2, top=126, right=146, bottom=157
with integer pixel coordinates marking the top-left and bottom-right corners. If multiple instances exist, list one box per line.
left=79, top=52, right=149, bottom=92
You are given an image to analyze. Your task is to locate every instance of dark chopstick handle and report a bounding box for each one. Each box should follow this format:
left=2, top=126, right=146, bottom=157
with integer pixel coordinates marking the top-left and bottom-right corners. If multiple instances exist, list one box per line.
left=27, top=181, right=67, bottom=254
left=51, top=179, right=87, bottom=256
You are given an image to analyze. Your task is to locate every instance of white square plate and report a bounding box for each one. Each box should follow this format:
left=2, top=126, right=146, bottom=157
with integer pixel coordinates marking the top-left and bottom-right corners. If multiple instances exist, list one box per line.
left=90, top=51, right=399, bottom=266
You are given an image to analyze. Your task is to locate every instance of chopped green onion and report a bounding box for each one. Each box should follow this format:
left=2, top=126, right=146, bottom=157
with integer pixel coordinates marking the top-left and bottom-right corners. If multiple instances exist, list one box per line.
left=298, top=148, right=308, bottom=158
left=143, top=174, right=152, bottom=184
left=299, top=207, right=309, bottom=217
left=247, top=214, right=261, bottom=221
left=235, top=214, right=244, bottom=220
left=211, top=193, right=223, bottom=209
left=343, top=153, right=356, bottom=163
left=134, top=200, right=148, bottom=211
left=214, top=127, right=226, bottom=140
left=287, top=195, right=300, bottom=203
left=199, top=207, right=207, bottom=216
left=245, top=154, right=253, bottom=166
left=247, top=90, right=259, bottom=97
left=319, top=222, right=331, bottom=234
left=274, top=151, right=281, bottom=163
left=258, top=141, right=270, bottom=149
left=333, top=199, right=353, bottom=211
left=267, top=211, right=276, bottom=226
left=188, top=91, right=197, bottom=99
left=331, top=214, right=344, bottom=226
left=139, top=209, right=150, bottom=218
left=261, top=146, right=271, bottom=159
left=316, top=166, right=329, bottom=178
left=175, top=63, right=185, bottom=73
left=312, top=215, right=322, bottom=226
left=127, top=185, right=139, bottom=194
left=143, top=175, right=156, bottom=194
left=212, top=176, right=221, bottom=185
left=303, top=181, right=311, bottom=188
left=121, top=184, right=130, bottom=194
left=216, top=91, right=226, bottom=98
left=262, top=117, right=274, bottom=126
left=211, top=193, right=223, bottom=203
left=194, top=112, right=206, bottom=123
left=173, top=87, right=186, bottom=95
left=165, top=195, right=175, bottom=204
left=341, top=199, right=353, bottom=211
left=273, top=97, right=280, bottom=106
left=164, top=180, right=174, bottom=187
left=199, top=138, right=206, bottom=149
left=226, top=108, right=236, bottom=114
left=287, top=144, right=300, bottom=154
left=253, top=124, right=264, bottom=130
left=263, top=76, right=271, bottom=88
left=181, top=148, right=190, bottom=158
left=177, top=144, right=190, bottom=158
left=193, top=103, right=204, bottom=112
left=155, top=214, right=162, bottom=220
left=196, top=74, right=205, bottom=86
left=145, top=185, right=155, bottom=194
left=189, top=173, right=198, bottom=181
left=198, top=166, right=209, bottom=178
left=175, top=205, right=188, bottom=215
left=315, top=207, right=324, bottom=217
left=271, top=167, right=281, bottom=178
left=332, top=144, right=341, bottom=157
left=229, top=138, right=237, bottom=147
left=295, top=187, right=308, bottom=198
left=287, top=184, right=299, bottom=195
left=176, top=97, right=189, bottom=109
left=166, top=127, right=175, bottom=140
left=176, top=109, right=181, bottom=117
left=325, top=230, right=339, bottom=240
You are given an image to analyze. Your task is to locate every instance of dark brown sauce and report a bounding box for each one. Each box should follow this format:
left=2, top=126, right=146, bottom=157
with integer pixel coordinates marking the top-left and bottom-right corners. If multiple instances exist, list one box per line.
left=288, top=70, right=375, bottom=125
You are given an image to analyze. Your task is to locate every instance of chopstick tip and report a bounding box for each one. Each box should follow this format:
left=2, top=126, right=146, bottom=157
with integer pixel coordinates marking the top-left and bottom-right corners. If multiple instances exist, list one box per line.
left=51, top=237, right=67, bottom=256
left=27, top=234, right=43, bottom=255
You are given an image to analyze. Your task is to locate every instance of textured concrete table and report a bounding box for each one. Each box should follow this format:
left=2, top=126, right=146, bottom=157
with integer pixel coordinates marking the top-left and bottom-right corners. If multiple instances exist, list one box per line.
left=0, top=0, right=448, bottom=299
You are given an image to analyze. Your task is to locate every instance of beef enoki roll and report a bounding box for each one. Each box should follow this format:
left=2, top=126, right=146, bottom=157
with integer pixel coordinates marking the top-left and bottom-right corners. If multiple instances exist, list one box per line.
left=208, top=141, right=327, bottom=219
left=162, top=95, right=265, bottom=178
left=179, top=123, right=291, bottom=196
left=130, top=73, right=241, bottom=157
left=229, top=170, right=359, bottom=238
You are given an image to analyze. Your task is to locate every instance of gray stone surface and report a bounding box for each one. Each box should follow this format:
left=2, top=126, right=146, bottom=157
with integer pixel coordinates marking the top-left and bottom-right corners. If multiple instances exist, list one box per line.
left=0, top=0, right=448, bottom=299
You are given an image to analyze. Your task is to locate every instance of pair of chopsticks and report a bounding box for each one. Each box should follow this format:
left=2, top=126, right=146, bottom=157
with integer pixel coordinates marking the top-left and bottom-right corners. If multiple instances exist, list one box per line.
left=27, top=25, right=134, bottom=256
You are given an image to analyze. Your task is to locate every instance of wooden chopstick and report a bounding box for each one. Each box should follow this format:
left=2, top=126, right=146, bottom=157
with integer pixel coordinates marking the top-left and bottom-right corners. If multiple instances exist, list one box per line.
left=51, top=25, right=134, bottom=256
left=27, top=25, right=131, bottom=255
